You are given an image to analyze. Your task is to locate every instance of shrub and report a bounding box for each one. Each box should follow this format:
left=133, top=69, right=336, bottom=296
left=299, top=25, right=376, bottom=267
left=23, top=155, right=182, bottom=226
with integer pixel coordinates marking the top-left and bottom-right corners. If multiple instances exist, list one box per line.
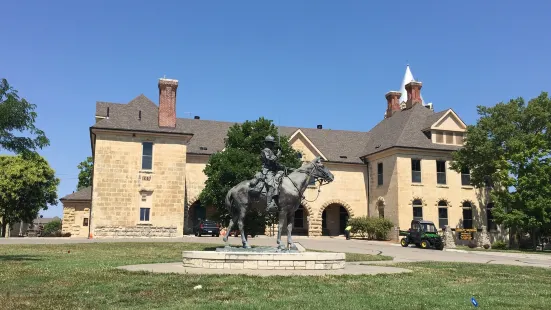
left=347, top=216, right=394, bottom=240
left=483, top=244, right=490, bottom=249
left=41, top=219, right=62, bottom=237
left=492, top=240, right=507, bottom=250
left=468, top=242, right=477, bottom=248
left=62, top=232, right=72, bottom=237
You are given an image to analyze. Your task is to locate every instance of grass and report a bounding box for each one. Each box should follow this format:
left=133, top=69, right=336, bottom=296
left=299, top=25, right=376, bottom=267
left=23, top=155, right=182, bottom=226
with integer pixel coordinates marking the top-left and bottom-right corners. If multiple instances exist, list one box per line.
left=456, top=245, right=551, bottom=255
left=308, top=249, right=393, bottom=262
left=1, top=242, right=551, bottom=309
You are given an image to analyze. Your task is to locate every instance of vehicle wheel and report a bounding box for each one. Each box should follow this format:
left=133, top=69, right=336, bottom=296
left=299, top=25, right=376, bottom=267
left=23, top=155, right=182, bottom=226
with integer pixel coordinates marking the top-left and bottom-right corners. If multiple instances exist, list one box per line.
left=420, top=240, right=429, bottom=249
left=437, top=243, right=444, bottom=251
left=216, top=234, right=220, bottom=237
left=194, top=231, right=198, bottom=237
left=400, top=238, right=409, bottom=247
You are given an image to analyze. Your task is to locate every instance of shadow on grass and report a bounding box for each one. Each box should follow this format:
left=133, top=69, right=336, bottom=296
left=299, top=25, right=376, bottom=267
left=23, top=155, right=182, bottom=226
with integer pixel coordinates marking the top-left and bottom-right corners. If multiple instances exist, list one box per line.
left=0, top=255, right=42, bottom=262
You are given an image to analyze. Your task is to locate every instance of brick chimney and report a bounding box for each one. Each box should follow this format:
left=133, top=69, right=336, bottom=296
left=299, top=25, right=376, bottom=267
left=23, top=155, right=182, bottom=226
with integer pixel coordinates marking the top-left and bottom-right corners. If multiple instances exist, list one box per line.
left=405, top=81, right=422, bottom=109
left=158, top=78, right=178, bottom=128
left=385, top=91, right=402, bottom=118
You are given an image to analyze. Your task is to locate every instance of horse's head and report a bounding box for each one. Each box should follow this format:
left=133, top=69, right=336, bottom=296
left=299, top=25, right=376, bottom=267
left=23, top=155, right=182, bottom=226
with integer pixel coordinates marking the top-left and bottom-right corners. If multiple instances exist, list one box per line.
left=309, top=156, right=334, bottom=184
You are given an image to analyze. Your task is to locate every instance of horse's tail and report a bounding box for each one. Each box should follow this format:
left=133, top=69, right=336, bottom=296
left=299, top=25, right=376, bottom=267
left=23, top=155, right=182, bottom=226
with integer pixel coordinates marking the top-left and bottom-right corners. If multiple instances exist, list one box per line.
left=225, top=189, right=233, bottom=211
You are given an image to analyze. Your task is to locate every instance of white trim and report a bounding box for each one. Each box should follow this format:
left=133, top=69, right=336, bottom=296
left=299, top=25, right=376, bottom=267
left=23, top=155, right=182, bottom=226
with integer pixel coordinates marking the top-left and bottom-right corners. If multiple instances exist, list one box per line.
left=288, top=129, right=328, bottom=161
left=431, top=109, right=467, bottom=130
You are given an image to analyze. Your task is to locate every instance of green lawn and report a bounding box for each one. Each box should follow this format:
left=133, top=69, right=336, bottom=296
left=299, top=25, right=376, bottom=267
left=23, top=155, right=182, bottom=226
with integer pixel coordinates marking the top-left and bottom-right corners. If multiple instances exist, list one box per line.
left=455, top=245, right=551, bottom=255
left=1, top=242, right=551, bottom=309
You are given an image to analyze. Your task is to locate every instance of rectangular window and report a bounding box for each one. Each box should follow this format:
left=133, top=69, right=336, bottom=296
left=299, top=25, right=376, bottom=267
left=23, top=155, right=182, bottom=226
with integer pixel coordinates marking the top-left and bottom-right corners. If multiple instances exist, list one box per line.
left=455, top=132, right=464, bottom=145
left=411, top=159, right=421, bottom=183
left=140, top=208, right=150, bottom=222
left=83, top=218, right=89, bottom=227
left=461, top=167, right=471, bottom=186
left=142, top=142, right=153, bottom=170
left=377, top=163, right=383, bottom=186
left=435, top=132, right=443, bottom=143
left=413, top=207, right=423, bottom=221
left=438, top=208, right=448, bottom=229
left=436, top=160, right=446, bottom=184
left=462, top=208, right=473, bottom=229
left=487, top=203, right=497, bottom=231
left=445, top=132, right=453, bottom=144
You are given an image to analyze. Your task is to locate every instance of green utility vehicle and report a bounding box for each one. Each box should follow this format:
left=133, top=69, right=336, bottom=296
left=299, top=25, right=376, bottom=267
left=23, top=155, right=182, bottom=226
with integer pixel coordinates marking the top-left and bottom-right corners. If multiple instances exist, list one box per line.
left=400, top=220, right=444, bottom=250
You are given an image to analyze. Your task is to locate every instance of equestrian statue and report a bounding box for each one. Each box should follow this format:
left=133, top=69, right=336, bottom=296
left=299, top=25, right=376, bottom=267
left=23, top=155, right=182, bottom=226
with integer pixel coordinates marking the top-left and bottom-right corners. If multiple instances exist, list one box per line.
left=222, top=135, right=335, bottom=249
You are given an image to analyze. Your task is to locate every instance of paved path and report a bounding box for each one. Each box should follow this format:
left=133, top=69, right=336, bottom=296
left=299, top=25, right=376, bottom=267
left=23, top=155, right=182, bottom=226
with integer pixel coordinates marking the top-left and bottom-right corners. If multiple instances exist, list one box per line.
left=2, top=235, right=551, bottom=268
left=118, top=262, right=412, bottom=276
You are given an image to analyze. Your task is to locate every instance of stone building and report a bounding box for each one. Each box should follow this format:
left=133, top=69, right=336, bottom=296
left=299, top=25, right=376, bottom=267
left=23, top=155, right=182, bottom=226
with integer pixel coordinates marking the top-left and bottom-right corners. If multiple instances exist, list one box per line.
left=61, top=66, right=506, bottom=241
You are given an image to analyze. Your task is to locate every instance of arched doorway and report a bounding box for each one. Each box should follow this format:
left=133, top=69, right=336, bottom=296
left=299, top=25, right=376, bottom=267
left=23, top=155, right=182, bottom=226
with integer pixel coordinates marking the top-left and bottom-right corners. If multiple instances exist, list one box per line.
left=321, top=203, right=349, bottom=236
left=293, top=205, right=309, bottom=235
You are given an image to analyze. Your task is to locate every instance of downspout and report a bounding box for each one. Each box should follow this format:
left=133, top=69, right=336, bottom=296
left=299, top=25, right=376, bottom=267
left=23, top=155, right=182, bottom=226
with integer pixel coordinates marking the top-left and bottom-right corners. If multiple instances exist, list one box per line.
left=88, top=127, right=96, bottom=239
left=361, top=157, right=370, bottom=218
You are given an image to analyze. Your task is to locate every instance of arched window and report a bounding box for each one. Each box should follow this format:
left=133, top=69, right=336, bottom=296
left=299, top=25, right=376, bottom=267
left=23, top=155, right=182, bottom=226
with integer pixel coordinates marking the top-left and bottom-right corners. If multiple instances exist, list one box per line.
left=437, top=200, right=448, bottom=229
left=412, top=199, right=423, bottom=220
left=462, top=201, right=473, bottom=229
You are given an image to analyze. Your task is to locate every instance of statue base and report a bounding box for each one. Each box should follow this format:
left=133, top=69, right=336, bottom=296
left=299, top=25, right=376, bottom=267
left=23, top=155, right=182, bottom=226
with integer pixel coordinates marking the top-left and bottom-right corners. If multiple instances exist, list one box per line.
left=182, top=247, right=345, bottom=270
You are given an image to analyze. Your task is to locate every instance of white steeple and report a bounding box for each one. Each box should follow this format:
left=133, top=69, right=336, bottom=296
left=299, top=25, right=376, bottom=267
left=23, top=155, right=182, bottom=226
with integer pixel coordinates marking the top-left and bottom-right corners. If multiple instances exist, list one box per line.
left=399, top=64, right=428, bottom=107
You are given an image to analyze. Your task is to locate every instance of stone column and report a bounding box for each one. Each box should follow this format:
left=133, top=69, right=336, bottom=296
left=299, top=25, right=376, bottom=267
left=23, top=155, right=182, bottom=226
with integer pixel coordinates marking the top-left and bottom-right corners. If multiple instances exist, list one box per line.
left=443, top=225, right=456, bottom=249
left=390, top=226, right=400, bottom=242
left=477, top=225, right=491, bottom=248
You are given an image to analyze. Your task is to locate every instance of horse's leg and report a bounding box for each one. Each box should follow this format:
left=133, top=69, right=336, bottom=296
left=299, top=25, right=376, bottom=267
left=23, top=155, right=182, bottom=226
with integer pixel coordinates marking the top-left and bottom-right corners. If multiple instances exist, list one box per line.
left=277, top=210, right=287, bottom=250
left=223, top=216, right=236, bottom=246
left=238, top=208, right=250, bottom=249
left=286, top=210, right=295, bottom=249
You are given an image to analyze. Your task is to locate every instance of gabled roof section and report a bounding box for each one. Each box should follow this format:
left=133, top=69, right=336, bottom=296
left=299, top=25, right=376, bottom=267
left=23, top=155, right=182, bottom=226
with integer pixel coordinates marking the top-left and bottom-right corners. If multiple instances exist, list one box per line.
left=182, top=120, right=370, bottom=164
left=429, top=109, right=467, bottom=131
left=288, top=129, right=328, bottom=161
left=92, top=95, right=194, bottom=136
left=60, top=186, right=92, bottom=201
left=363, top=104, right=462, bottom=157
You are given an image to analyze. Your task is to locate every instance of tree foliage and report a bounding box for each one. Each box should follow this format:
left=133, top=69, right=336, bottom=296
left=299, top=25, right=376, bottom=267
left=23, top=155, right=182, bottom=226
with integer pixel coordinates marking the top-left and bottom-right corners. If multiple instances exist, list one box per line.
left=0, top=154, right=60, bottom=237
left=450, top=92, right=551, bottom=248
left=0, top=78, right=49, bottom=155
left=199, top=117, right=302, bottom=225
left=77, top=156, right=93, bottom=190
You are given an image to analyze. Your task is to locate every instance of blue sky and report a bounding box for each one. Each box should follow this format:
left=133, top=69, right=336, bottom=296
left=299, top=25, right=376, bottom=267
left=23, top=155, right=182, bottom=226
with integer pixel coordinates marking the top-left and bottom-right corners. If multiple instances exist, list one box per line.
left=2, top=1, right=551, bottom=217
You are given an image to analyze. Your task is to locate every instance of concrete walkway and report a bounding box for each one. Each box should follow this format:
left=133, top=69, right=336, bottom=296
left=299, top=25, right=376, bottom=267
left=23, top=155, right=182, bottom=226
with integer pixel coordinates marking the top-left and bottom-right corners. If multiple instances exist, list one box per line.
left=118, top=261, right=412, bottom=276
left=2, top=235, right=551, bottom=269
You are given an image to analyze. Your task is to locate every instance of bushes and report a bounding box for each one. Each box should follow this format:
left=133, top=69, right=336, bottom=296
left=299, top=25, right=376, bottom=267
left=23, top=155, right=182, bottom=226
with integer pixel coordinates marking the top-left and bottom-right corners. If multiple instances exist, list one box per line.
left=40, top=219, right=62, bottom=237
left=491, top=240, right=507, bottom=250
left=348, top=216, right=394, bottom=240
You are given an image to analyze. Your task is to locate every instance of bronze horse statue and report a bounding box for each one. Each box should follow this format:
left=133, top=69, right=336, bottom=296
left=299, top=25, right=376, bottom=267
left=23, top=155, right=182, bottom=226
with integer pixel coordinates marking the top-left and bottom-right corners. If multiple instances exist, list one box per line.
left=222, top=157, right=334, bottom=249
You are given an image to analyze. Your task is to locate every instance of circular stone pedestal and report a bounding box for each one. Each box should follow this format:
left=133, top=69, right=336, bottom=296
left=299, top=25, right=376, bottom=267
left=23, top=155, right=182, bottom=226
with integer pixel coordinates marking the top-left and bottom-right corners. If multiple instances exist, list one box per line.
left=182, top=248, right=345, bottom=270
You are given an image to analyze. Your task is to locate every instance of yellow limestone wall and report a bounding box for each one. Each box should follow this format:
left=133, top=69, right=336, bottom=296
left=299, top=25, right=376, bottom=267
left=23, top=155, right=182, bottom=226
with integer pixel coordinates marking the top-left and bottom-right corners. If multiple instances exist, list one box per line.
left=91, top=132, right=187, bottom=237
left=62, top=201, right=91, bottom=237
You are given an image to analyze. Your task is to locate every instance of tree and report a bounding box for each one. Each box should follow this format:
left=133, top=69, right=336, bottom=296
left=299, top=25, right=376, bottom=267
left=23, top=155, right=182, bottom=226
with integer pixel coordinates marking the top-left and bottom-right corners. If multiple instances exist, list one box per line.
left=0, top=154, right=60, bottom=237
left=0, top=78, right=49, bottom=155
left=450, top=92, right=551, bottom=249
left=199, top=117, right=302, bottom=229
left=77, top=156, right=93, bottom=190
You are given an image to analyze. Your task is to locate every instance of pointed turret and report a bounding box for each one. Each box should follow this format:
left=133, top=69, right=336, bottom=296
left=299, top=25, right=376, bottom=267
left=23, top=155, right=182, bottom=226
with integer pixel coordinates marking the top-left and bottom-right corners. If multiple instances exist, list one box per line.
left=399, top=65, right=424, bottom=105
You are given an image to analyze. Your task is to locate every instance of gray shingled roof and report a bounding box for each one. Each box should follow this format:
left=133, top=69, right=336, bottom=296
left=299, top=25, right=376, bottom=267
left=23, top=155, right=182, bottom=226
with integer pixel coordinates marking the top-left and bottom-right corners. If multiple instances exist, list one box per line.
left=60, top=186, right=92, bottom=201
left=363, top=104, right=461, bottom=156
left=92, top=94, right=461, bottom=163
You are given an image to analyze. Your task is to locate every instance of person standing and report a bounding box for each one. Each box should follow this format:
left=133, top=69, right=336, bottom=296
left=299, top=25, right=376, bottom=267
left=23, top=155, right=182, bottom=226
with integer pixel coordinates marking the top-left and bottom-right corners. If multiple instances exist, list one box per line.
left=345, top=224, right=352, bottom=240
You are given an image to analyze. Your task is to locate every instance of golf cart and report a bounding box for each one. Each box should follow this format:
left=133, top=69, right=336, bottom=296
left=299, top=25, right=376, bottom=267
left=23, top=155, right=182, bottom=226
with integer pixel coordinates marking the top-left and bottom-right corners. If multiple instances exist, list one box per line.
left=400, top=220, right=444, bottom=250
